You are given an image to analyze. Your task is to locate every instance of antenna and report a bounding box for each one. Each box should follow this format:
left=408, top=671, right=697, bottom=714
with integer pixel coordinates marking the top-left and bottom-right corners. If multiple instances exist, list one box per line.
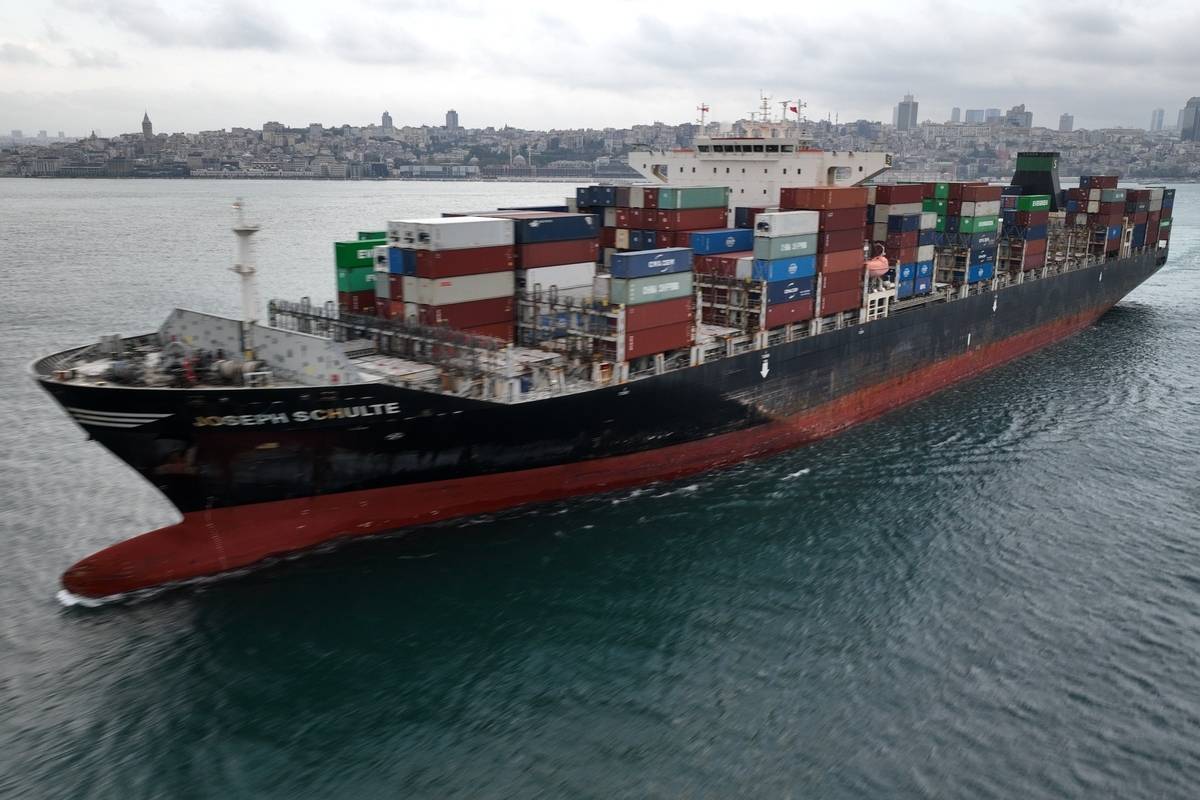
left=779, top=100, right=791, bottom=122
left=793, top=98, right=808, bottom=122
left=759, top=91, right=771, bottom=122
left=696, top=103, right=710, bottom=125
left=230, top=198, right=260, bottom=360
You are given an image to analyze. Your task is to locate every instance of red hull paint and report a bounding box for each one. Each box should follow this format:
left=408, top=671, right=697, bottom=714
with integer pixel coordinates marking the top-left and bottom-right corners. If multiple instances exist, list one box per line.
left=62, top=305, right=1110, bottom=598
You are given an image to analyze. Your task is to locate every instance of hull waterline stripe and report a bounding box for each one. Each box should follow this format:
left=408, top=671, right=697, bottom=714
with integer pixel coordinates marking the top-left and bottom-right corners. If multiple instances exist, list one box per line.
left=65, top=407, right=172, bottom=421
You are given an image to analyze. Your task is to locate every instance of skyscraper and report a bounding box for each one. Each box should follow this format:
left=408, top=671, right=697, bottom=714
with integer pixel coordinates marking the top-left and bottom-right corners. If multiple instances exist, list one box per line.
left=1182, top=98, right=1200, bottom=141
left=894, top=94, right=918, bottom=131
left=985, top=108, right=1001, bottom=122
left=950, top=107, right=961, bottom=124
left=1003, top=104, right=1033, bottom=128
left=382, top=110, right=393, bottom=130
left=445, top=109, right=459, bottom=130
left=1150, top=108, right=1165, bottom=131
left=1059, top=113, right=1074, bottom=132
left=964, top=109, right=985, bottom=124
left=142, top=111, right=153, bottom=139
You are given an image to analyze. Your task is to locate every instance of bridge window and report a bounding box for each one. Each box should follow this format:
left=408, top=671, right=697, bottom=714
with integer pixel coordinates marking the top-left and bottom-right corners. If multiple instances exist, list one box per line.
left=692, top=167, right=695, bottom=172
left=741, top=168, right=745, bottom=173
left=698, top=145, right=710, bottom=153
left=764, top=168, right=768, bottom=174
left=783, top=168, right=788, bottom=174
left=713, top=167, right=717, bottom=173
left=782, top=145, right=794, bottom=153
left=725, top=167, right=730, bottom=173
left=753, top=145, right=764, bottom=152
left=766, top=144, right=779, bottom=153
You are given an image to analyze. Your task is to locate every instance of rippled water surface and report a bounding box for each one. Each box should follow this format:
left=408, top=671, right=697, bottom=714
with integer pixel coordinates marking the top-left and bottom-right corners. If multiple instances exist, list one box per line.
left=2, top=179, right=1199, bottom=799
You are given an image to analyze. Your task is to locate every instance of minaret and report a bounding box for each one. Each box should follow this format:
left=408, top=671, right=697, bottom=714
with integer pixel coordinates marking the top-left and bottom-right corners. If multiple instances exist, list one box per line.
left=142, top=111, right=153, bottom=140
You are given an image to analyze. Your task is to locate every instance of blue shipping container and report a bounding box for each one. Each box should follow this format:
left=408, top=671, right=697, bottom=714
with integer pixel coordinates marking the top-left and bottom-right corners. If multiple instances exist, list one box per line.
left=866, top=205, right=875, bottom=224
left=388, top=247, right=415, bottom=275
left=887, top=214, right=921, bottom=233
left=583, top=186, right=616, bottom=207
left=629, top=230, right=643, bottom=250
left=896, top=278, right=915, bottom=299
left=981, top=263, right=995, bottom=280
left=914, top=275, right=932, bottom=294
left=897, top=262, right=916, bottom=281
left=918, top=229, right=936, bottom=246
left=1024, top=224, right=1048, bottom=241
left=968, top=263, right=987, bottom=283
left=1066, top=200, right=1080, bottom=213
left=609, top=247, right=693, bottom=279
left=645, top=230, right=660, bottom=249
left=968, top=231, right=997, bottom=248
left=765, top=277, right=815, bottom=305
left=688, top=228, right=754, bottom=255
left=1132, top=223, right=1147, bottom=247
left=1107, top=225, right=1122, bottom=240
left=752, top=255, right=817, bottom=282
left=513, top=214, right=598, bottom=244
left=916, top=260, right=933, bottom=278
left=946, top=216, right=960, bottom=233
left=970, top=247, right=995, bottom=265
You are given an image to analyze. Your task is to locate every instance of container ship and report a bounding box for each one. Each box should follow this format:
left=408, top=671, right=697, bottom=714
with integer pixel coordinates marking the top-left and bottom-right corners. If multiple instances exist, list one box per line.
left=34, top=146, right=1174, bottom=600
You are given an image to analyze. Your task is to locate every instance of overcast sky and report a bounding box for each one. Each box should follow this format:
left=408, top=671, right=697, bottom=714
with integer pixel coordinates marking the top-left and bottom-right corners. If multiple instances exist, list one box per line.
left=1, top=0, right=1197, bottom=136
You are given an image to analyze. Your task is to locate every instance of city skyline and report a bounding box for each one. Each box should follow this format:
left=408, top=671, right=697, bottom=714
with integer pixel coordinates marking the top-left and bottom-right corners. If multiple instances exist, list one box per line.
left=1, top=0, right=1198, bottom=134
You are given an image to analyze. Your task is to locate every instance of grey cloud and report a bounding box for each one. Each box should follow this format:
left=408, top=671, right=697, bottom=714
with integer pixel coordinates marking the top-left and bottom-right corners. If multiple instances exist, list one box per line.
left=325, top=27, right=434, bottom=65
left=61, top=0, right=301, bottom=51
left=69, top=48, right=124, bottom=68
left=0, top=43, right=47, bottom=65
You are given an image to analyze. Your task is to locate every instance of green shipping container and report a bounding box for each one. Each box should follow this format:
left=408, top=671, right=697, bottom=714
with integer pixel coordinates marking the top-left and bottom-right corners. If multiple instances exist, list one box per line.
left=335, top=239, right=386, bottom=269
left=936, top=215, right=947, bottom=232
left=357, top=231, right=386, bottom=240
left=336, top=266, right=376, bottom=293
left=958, top=215, right=998, bottom=234
left=610, top=272, right=694, bottom=306
left=656, top=186, right=729, bottom=210
left=1016, top=156, right=1056, bottom=172
left=934, top=182, right=950, bottom=200
left=922, top=198, right=948, bottom=213
left=753, top=233, right=818, bottom=260
left=1160, top=219, right=1171, bottom=229
left=1016, top=195, right=1051, bottom=212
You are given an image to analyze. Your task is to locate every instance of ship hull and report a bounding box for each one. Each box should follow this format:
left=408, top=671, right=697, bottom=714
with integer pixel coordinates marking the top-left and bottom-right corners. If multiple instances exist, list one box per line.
left=40, top=251, right=1164, bottom=597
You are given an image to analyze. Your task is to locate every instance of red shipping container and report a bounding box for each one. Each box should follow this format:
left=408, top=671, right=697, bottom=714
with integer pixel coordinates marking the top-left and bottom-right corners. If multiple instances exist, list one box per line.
left=628, top=208, right=646, bottom=227
left=893, top=245, right=919, bottom=264
left=642, top=188, right=659, bottom=209
left=920, top=182, right=941, bottom=199
left=1085, top=175, right=1118, bottom=189
left=1132, top=211, right=1148, bottom=224
left=417, top=297, right=514, bottom=328
left=816, top=248, right=864, bottom=273
left=1067, top=188, right=1088, bottom=201
left=780, top=186, right=869, bottom=210
left=961, top=185, right=1003, bottom=202
left=701, top=250, right=753, bottom=277
left=1015, top=211, right=1050, bottom=226
left=624, top=321, right=693, bottom=360
left=1020, top=238, right=1047, bottom=256
left=518, top=239, right=598, bottom=269
left=764, top=298, right=814, bottom=329
left=818, top=207, right=868, bottom=232
left=873, top=184, right=925, bottom=205
left=1022, top=251, right=1047, bottom=271
left=1099, top=201, right=1124, bottom=215
left=463, top=321, right=514, bottom=343
left=818, top=227, right=866, bottom=251
left=647, top=208, right=728, bottom=232
left=413, top=245, right=515, bottom=279
left=615, top=209, right=631, bottom=228
left=599, top=227, right=616, bottom=248
left=885, top=230, right=918, bottom=250
left=376, top=298, right=403, bottom=320
left=946, top=199, right=963, bottom=216
left=625, top=296, right=695, bottom=332
left=338, top=289, right=376, bottom=315
left=821, top=288, right=862, bottom=315
left=388, top=274, right=404, bottom=301
left=820, top=269, right=863, bottom=294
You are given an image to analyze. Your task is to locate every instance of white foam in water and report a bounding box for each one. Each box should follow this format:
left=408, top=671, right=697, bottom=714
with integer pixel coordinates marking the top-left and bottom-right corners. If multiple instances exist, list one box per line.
left=783, top=468, right=811, bottom=480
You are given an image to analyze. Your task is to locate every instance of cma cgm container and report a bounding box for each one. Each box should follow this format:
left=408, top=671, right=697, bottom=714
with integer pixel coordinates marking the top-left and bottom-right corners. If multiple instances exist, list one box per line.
left=687, top=228, right=754, bottom=255
left=753, top=233, right=818, bottom=260
left=610, top=248, right=693, bottom=279
left=752, top=255, right=817, bottom=282
left=624, top=322, right=694, bottom=360
left=476, top=211, right=598, bottom=244
left=765, top=277, right=815, bottom=305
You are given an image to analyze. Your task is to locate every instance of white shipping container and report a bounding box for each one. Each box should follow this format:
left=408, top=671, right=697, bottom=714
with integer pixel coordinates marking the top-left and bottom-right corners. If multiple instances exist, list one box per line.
left=614, top=229, right=631, bottom=249
left=629, top=187, right=646, bottom=209
left=373, top=245, right=389, bottom=272
left=735, top=255, right=754, bottom=280
left=387, top=216, right=514, bottom=250
left=919, top=212, right=938, bottom=230
left=877, top=202, right=922, bottom=217
left=1088, top=188, right=1101, bottom=201
left=871, top=222, right=889, bottom=242
left=865, top=185, right=877, bottom=204
left=962, top=200, right=1001, bottom=217
left=603, top=208, right=618, bottom=227
left=754, top=210, right=819, bottom=237
left=519, top=262, right=596, bottom=292
left=602, top=247, right=616, bottom=268
left=1149, top=187, right=1165, bottom=200
left=592, top=274, right=611, bottom=303
left=1149, top=198, right=1163, bottom=212
left=917, top=244, right=935, bottom=262
left=565, top=198, right=579, bottom=213
left=401, top=271, right=515, bottom=306
left=1087, top=201, right=1100, bottom=214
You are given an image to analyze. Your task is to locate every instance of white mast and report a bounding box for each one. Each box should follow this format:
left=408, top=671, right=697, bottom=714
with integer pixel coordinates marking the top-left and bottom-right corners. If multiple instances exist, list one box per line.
left=230, top=198, right=260, bottom=359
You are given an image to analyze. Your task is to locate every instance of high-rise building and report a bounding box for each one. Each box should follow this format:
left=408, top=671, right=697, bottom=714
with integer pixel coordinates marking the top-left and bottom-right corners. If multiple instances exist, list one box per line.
left=1059, top=113, right=1074, bottom=132
left=37, top=130, right=47, bottom=139
left=894, top=94, right=918, bottom=131
left=57, top=130, right=64, bottom=139
left=964, top=109, right=985, bottom=124
left=1150, top=108, right=1165, bottom=132
left=950, top=107, right=961, bottom=124
left=381, top=110, right=393, bottom=130
left=1003, top=104, right=1033, bottom=128
left=985, top=108, right=1002, bottom=122
left=142, top=111, right=152, bottom=139
left=9, top=130, right=20, bottom=140
left=445, top=109, right=459, bottom=130
left=1181, top=97, right=1200, bottom=141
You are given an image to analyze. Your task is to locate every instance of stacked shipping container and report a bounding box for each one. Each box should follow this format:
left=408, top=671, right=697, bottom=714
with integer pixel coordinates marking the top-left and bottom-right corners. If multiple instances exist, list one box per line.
left=997, top=189, right=1051, bottom=272
left=780, top=187, right=869, bottom=315
left=608, top=247, right=696, bottom=359
left=335, top=237, right=385, bottom=315
left=869, top=184, right=933, bottom=298
left=924, top=182, right=1002, bottom=285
